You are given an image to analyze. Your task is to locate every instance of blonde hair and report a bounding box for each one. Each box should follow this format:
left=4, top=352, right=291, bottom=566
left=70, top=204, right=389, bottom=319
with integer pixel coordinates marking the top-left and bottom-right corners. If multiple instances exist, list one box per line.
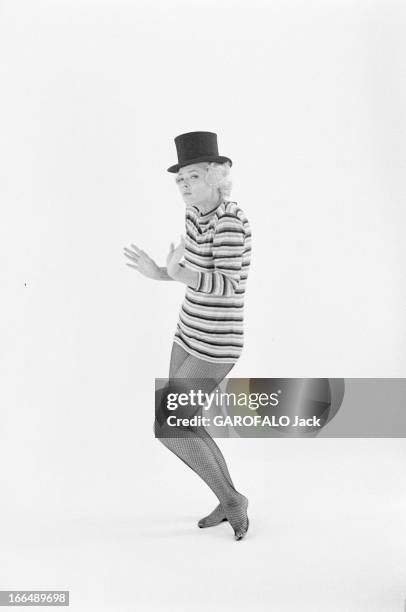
left=200, top=161, right=232, bottom=199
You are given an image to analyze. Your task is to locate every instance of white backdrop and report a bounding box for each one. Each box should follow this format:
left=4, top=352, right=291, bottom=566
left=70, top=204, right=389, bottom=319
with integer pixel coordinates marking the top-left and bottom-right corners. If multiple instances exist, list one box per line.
left=1, top=1, right=406, bottom=611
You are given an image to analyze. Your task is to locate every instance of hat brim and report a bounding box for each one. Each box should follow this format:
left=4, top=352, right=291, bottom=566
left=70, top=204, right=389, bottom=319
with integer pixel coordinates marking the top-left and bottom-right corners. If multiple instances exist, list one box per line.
left=167, top=155, right=232, bottom=173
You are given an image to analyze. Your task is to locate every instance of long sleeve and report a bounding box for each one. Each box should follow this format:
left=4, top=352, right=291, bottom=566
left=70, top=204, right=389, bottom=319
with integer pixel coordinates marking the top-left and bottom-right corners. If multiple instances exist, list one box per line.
left=195, top=214, right=245, bottom=297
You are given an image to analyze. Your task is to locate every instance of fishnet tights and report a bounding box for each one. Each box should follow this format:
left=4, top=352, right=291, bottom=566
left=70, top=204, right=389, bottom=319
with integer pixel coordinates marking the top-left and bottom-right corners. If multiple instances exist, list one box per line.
left=154, top=342, right=249, bottom=540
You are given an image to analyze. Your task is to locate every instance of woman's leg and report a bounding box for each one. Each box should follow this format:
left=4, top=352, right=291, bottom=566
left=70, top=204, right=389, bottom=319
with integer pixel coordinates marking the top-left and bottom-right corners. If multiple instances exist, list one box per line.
left=171, top=352, right=239, bottom=527
left=155, top=347, right=249, bottom=540
left=162, top=342, right=237, bottom=526
left=168, top=342, right=189, bottom=378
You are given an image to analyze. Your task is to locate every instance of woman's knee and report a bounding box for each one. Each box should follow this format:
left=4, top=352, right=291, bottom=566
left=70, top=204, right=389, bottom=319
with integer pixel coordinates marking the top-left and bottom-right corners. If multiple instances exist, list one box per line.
left=156, top=380, right=196, bottom=424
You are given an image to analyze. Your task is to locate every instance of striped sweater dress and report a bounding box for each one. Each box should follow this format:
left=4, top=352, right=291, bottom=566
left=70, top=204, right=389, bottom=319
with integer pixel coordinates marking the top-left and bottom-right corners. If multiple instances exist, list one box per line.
left=173, top=199, right=252, bottom=364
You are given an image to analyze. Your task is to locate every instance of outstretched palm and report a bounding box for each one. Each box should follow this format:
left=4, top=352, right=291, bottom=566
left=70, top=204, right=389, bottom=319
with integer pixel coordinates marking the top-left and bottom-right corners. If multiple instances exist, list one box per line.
left=123, top=244, right=161, bottom=280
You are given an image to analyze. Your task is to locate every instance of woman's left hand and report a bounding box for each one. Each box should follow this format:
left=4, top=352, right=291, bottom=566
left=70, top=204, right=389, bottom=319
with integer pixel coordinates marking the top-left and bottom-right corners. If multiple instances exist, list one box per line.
left=166, top=235, right=185, bottom=278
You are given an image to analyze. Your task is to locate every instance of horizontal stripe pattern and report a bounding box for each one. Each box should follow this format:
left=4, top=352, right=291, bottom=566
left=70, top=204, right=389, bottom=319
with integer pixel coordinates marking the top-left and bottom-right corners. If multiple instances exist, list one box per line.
left=174, top=200, right=251, bottom=363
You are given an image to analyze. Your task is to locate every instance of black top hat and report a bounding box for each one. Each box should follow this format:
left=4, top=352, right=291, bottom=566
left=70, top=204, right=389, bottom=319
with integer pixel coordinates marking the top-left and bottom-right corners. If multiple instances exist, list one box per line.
left=167, top=131, right=232, bottom=173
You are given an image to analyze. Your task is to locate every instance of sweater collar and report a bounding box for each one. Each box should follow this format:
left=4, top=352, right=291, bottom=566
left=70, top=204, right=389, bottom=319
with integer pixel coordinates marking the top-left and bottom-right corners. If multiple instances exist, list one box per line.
left=191, top=198, right=223, bottom=222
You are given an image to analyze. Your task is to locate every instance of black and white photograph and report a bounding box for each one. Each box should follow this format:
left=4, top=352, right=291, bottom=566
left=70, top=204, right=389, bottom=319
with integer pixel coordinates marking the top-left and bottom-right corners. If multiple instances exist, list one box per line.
left=1, top=0, right=406, bottom=610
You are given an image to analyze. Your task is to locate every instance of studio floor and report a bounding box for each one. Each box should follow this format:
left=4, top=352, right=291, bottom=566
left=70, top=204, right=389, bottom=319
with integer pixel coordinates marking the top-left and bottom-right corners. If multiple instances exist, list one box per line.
left=1, top=438, right=405, bottom=611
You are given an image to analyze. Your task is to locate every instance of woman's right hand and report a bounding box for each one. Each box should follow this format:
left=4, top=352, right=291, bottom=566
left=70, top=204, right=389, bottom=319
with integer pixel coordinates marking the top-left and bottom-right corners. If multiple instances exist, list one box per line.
left=123, top=244, right=161, bottom=280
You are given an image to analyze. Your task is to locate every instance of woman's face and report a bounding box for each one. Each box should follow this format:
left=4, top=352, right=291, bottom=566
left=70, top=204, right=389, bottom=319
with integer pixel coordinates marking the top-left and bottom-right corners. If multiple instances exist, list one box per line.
left=175, top=164, right=215, bottom=205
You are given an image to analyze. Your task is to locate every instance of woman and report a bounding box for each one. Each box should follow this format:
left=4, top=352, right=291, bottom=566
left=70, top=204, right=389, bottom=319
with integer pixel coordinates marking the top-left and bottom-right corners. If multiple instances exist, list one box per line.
left=124, top=131, right=252, bottom=540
